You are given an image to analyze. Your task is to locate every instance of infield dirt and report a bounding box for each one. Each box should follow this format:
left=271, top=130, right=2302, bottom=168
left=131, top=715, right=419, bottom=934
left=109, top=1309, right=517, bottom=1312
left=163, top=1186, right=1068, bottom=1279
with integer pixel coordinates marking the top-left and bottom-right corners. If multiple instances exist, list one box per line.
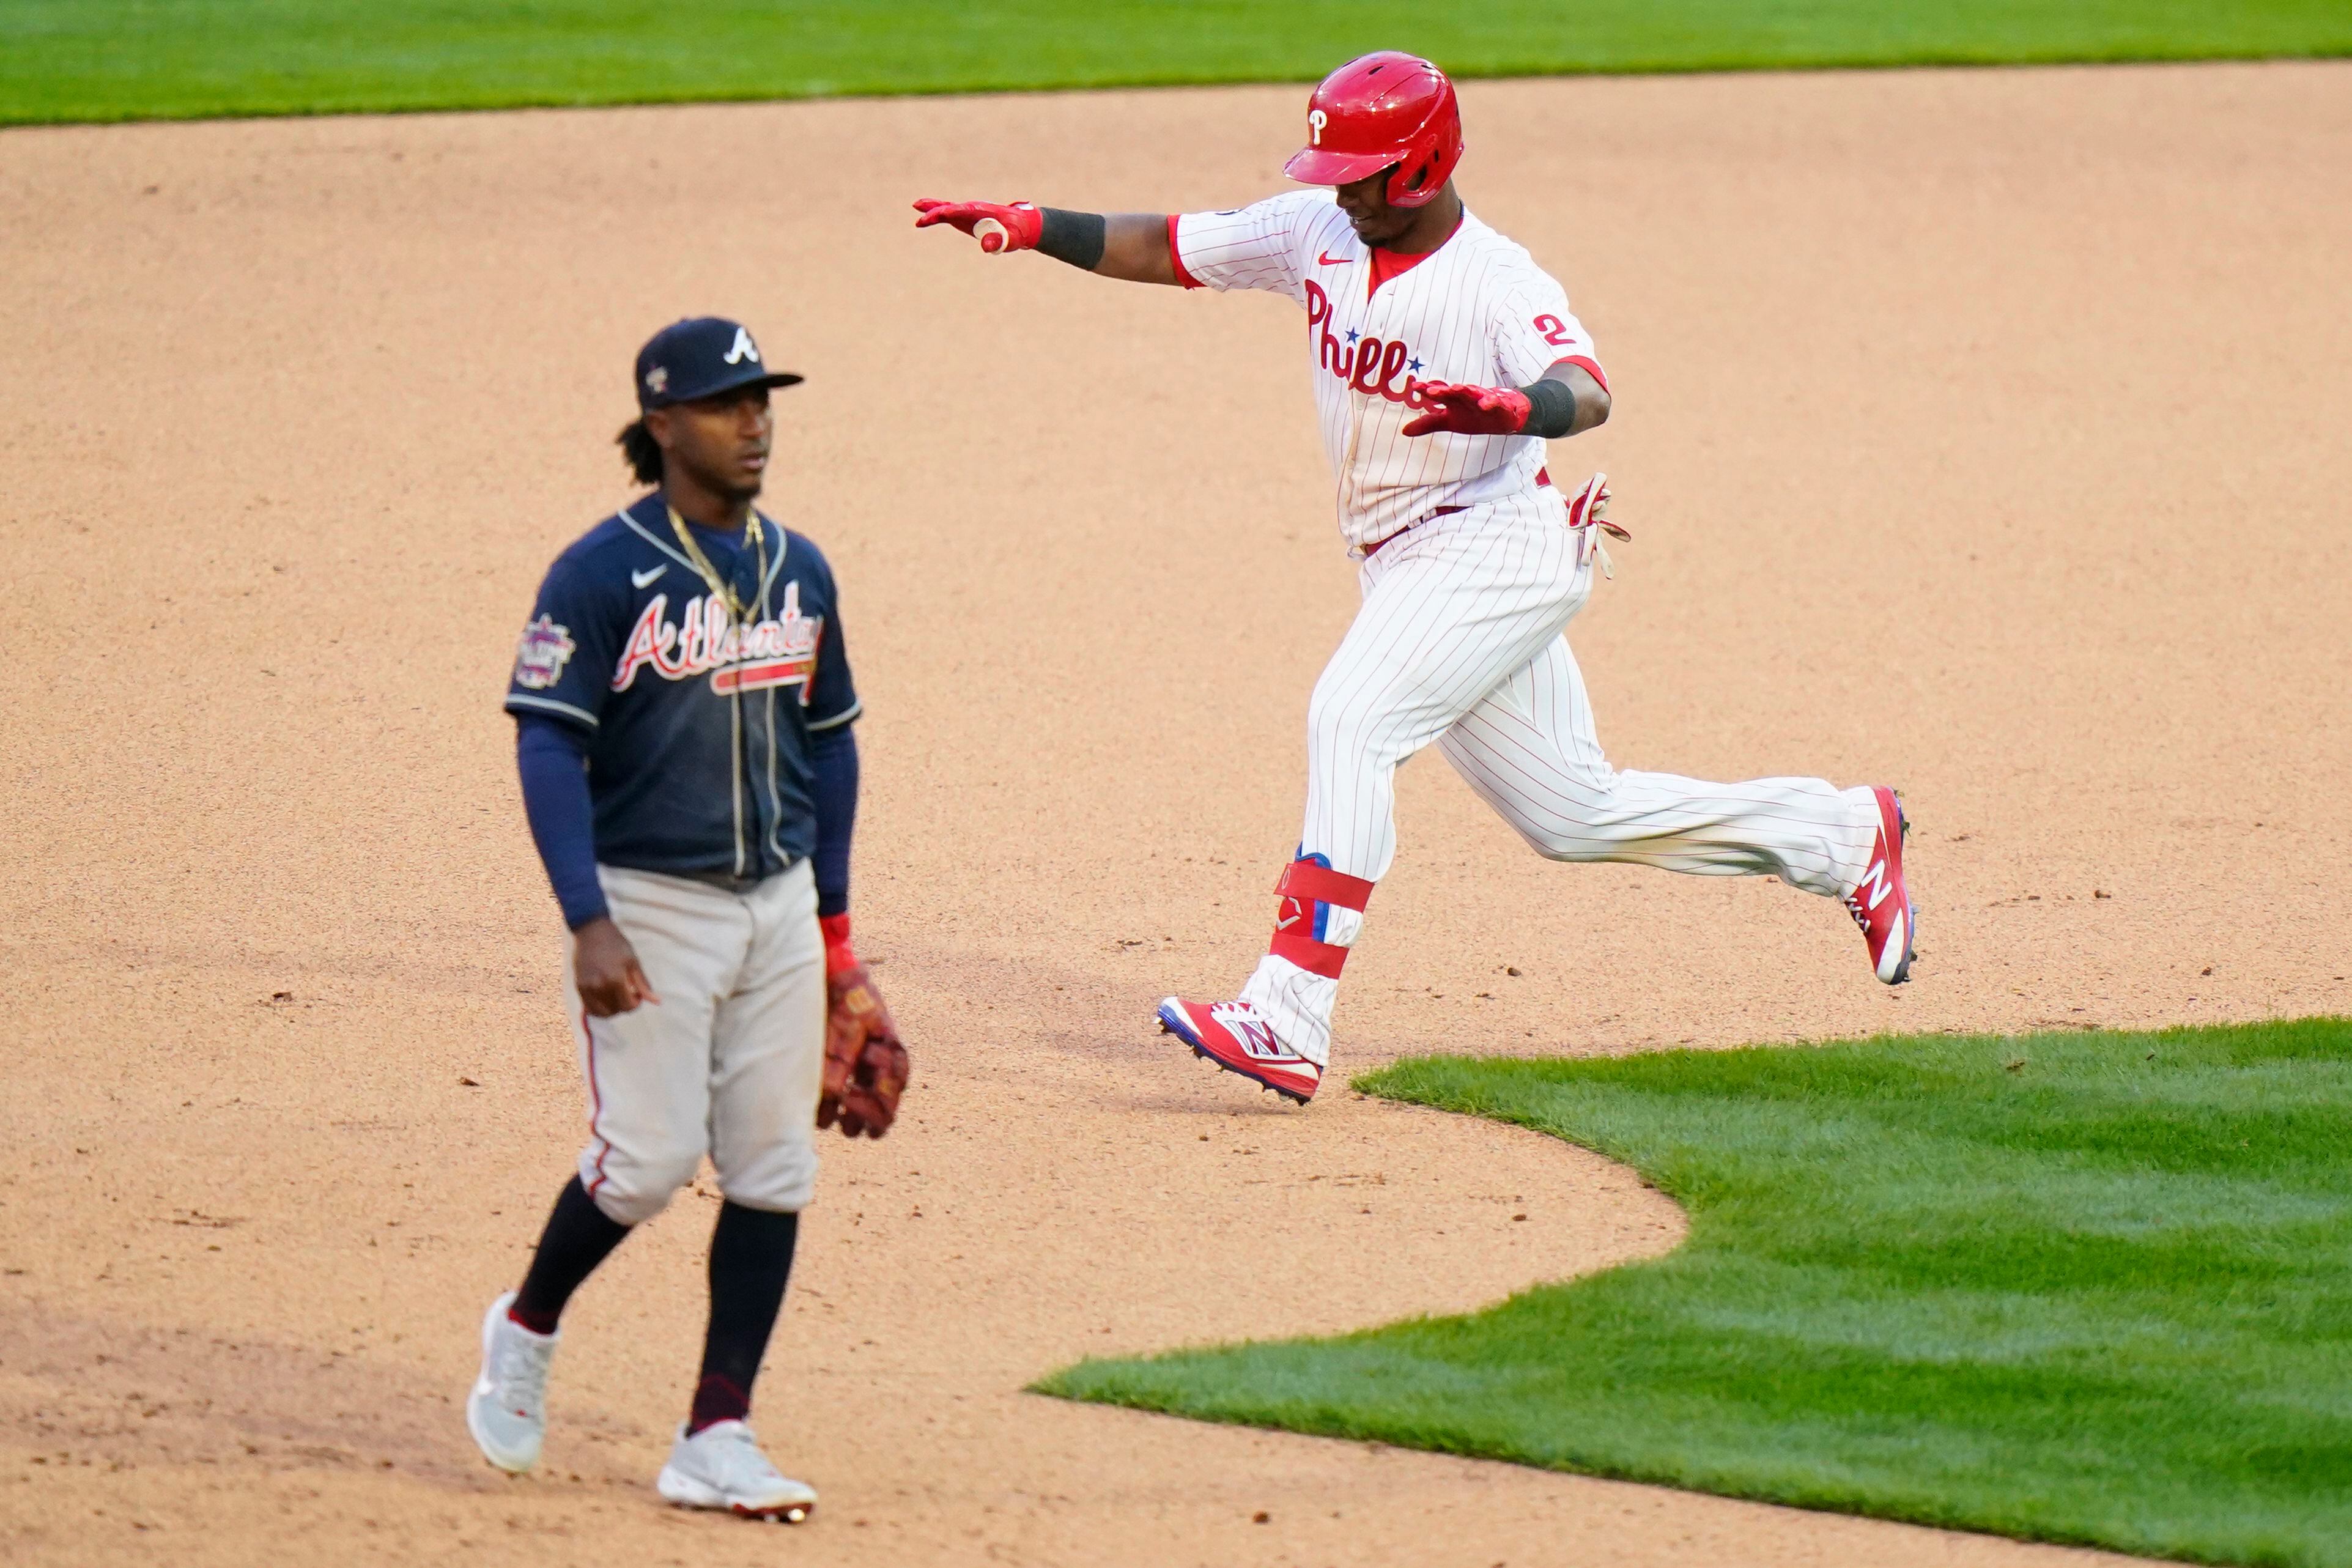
left=4, top=62, right=2346, bottom=1567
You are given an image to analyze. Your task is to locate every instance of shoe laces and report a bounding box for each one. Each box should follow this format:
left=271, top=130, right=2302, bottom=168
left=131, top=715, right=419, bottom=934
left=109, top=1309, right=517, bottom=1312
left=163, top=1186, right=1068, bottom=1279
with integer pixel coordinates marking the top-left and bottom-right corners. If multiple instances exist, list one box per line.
left=693, top=1420, right=782, bottom=1485
left=490, top=1322, right=556, bottom=1416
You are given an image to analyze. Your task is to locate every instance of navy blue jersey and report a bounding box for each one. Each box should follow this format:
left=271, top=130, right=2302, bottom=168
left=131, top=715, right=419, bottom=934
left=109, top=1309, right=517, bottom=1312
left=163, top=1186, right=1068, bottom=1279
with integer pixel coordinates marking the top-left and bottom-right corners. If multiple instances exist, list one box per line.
left=505, top=494, right=860, bottom=880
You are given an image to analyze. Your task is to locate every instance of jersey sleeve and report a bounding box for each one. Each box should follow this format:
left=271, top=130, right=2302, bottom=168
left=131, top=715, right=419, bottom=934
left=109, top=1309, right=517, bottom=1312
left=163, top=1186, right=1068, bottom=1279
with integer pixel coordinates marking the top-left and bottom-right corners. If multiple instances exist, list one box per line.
left=799, top=546, right=860, bottom=732
left=1169, top=191, right=1326, bottom=303
left=504, top=553, right=622, bottom=732
left=1492, top=270, right=1607, bottom=393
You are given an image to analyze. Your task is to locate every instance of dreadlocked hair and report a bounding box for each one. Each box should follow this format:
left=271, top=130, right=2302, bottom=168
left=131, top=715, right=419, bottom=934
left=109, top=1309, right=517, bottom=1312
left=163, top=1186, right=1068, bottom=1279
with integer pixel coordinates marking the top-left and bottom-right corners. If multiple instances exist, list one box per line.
left=618, top=418, right=663, bottom=485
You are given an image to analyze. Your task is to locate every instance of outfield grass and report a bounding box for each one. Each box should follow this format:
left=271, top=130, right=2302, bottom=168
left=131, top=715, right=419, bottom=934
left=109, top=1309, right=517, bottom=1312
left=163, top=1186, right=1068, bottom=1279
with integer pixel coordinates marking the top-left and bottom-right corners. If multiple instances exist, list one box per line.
left=5, top=1, right=2351, bottom=127
left=1041, top=1019, right=2352, bottom=1566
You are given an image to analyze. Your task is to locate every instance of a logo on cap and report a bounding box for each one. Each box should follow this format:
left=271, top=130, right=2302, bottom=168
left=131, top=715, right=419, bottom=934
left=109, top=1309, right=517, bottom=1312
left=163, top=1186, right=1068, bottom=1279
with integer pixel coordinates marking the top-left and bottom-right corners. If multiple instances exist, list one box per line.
left=645, top=365, right=668, bottom=396
left=1308, top=108, right=1328, bottom=147
left=723, top=327, right=761, bottom=366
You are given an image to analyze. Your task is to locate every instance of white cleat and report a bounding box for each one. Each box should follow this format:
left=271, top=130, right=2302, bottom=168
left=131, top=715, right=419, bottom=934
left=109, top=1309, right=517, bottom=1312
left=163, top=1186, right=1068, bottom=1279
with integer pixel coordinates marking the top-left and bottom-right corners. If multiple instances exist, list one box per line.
left=656, top=1420, right=818, bottom=1522
left=466, top=1291, right=558, bottom=1474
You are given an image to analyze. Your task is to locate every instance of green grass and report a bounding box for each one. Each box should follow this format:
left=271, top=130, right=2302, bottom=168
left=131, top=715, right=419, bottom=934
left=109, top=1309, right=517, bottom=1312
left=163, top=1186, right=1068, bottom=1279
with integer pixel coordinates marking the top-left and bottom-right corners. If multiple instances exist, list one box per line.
left=6, top=2, right=2351, bottom=127
left=1040, top=1019, right=2352, bottom=1566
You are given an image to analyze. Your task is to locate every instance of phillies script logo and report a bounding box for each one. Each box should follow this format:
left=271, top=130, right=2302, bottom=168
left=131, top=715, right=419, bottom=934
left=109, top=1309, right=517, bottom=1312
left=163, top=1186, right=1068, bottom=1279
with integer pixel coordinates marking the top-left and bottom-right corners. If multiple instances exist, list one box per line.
left=1304, top=280, right=1433, bottom=409
left=610, top=583, right=822, bottom=700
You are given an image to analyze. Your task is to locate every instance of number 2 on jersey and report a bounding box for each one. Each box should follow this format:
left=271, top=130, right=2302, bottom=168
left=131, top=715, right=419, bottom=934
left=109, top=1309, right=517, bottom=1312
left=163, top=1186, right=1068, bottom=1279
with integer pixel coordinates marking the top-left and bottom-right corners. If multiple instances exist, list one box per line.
left=1533, top=313, right=1577, bottom=347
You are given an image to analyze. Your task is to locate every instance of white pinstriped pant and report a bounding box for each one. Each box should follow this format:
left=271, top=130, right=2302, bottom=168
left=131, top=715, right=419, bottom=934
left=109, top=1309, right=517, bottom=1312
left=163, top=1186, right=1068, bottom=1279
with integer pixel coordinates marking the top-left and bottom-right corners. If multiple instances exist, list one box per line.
left=1239, top=490, right=1881, bottom=1065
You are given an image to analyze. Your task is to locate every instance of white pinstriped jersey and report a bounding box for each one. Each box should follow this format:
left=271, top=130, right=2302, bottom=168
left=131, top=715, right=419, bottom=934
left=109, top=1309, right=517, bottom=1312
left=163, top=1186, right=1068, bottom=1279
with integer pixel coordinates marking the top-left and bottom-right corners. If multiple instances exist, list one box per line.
left=1172, top=190, right=1605, bottom=549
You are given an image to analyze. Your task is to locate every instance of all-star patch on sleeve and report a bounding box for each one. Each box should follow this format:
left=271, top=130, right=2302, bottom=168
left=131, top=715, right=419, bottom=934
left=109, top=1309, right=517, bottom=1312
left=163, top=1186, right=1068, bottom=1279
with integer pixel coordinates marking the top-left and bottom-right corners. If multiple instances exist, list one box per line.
left=505, top=549, right=624, bottom=732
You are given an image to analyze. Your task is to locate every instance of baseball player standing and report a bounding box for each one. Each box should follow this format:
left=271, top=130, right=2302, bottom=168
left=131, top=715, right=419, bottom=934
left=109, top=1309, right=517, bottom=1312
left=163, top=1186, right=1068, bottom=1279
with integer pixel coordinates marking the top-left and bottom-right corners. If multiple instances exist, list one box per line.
left=468, top=316, right=908, bottom=1518
left=915, top=53, right=1914, bottom=1105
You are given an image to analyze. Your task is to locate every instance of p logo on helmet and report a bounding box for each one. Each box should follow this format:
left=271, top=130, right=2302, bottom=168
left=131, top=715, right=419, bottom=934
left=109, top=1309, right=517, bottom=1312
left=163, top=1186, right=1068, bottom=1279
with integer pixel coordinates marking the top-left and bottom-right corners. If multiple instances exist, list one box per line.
left=1282, top=51, right=1465, bottom=210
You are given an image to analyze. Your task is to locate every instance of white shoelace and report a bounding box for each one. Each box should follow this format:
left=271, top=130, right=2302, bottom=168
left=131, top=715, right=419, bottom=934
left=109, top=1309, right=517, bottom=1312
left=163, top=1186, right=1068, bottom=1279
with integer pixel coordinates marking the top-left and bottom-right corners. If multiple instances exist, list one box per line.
left=492, top=1326, right=556, bottom=1416
left=697, top=1422, right=783, bottom=1485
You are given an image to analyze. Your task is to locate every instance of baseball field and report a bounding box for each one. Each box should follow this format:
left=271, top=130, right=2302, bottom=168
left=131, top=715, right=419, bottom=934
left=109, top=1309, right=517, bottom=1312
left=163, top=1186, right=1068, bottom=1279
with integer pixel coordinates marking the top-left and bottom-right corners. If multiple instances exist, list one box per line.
left=4, top=6, right=2349, bottom=1567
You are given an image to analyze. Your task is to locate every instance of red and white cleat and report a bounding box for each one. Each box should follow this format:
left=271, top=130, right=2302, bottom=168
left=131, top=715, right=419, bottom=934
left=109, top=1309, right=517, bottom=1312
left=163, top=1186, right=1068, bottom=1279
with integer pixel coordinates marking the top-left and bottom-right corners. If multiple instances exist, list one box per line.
left=1845, top=786, right=1916, bottom=984
left=1158, top=997, right=1322, bottom=1104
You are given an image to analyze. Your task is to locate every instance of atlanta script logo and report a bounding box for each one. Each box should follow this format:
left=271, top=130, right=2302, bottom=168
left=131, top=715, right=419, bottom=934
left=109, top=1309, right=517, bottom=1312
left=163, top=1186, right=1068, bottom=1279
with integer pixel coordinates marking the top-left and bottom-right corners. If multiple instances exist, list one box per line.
left=611, top=583, right=823, bottom=700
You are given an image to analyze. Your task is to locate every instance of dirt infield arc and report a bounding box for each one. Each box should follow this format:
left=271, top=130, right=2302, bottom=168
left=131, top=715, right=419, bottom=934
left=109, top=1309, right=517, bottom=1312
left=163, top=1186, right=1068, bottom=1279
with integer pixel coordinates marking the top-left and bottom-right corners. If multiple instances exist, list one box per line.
left=4, top=62, right=2345, bottom=1567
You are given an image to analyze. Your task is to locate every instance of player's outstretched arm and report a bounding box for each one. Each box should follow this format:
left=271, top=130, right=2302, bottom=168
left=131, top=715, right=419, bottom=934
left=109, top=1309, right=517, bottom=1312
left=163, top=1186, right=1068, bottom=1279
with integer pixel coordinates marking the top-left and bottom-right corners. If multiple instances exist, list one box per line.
left=1401, top=361, right=1611, bottom=440
left=912, top=199, right=1180, bottom=286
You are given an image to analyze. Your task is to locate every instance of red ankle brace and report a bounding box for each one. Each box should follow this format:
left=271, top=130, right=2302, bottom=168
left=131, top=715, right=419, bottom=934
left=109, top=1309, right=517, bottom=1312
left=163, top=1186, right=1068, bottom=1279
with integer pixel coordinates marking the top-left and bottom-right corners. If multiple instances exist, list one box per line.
left=1267, top=858, right=1375, bottom=979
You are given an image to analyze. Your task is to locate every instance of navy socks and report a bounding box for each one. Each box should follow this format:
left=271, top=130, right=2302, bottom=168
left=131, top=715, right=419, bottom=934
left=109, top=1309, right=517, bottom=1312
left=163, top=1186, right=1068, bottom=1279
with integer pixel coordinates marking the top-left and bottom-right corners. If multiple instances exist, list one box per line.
left=688, top=1201, right=800, bottom=1432
left=510, top=1175, right=631, bottom=1334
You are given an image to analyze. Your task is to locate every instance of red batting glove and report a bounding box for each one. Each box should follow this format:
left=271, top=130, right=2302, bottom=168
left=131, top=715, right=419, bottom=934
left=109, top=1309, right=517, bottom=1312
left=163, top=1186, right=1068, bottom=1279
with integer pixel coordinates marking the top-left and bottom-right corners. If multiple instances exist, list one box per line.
left=911, top=198, right=1045, bottom=254
left=1565, top=472, right=1632, bottom=542
left=1400, top=379, right=1532, bottom=438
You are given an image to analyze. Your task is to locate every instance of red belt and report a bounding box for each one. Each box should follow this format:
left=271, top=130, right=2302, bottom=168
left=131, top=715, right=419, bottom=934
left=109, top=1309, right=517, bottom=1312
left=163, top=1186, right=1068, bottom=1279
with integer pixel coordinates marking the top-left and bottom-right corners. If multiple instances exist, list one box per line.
left=1364, top=467, right=1550, bottom=559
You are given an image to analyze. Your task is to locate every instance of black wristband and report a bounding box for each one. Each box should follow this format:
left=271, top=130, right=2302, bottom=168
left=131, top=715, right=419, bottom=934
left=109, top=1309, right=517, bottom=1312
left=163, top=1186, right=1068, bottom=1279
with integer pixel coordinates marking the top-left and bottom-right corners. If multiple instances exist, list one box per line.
left=1520, top=377, right=1578, bottom=438
left=1037, top=207, right=1108, bottom=272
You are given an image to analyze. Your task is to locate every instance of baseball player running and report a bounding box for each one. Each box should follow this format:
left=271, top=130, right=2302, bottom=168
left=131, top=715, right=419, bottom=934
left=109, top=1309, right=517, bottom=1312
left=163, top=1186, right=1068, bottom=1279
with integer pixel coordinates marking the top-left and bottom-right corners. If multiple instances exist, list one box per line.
left=468, top=316, right=908, bottom=1518
left=915, top=52, right=1914, bottom=1106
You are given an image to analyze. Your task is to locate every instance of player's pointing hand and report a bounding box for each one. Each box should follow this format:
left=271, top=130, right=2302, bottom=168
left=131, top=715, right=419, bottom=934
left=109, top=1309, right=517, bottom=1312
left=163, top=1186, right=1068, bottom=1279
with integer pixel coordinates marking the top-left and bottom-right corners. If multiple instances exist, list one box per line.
left=1400, top=379, right=1533, bottom=438
left=572, top=916, right=660, bottom=1016
left=912, top=198, right=1044, bottom=255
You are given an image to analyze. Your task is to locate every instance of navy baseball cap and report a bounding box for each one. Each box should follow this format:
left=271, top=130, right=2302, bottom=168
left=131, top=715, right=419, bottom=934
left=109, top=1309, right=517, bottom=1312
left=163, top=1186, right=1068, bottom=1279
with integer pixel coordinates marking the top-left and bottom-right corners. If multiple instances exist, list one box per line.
left=634, top=316, right=804, bottom=410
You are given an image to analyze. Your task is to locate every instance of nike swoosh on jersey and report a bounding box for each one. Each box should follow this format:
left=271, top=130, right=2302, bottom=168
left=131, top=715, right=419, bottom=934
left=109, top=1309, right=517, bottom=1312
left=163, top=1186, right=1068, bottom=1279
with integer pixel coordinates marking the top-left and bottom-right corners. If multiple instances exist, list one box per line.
left=631, top=565, right=667, bottom=589
left=1316, top=251, right=1350, bottom=266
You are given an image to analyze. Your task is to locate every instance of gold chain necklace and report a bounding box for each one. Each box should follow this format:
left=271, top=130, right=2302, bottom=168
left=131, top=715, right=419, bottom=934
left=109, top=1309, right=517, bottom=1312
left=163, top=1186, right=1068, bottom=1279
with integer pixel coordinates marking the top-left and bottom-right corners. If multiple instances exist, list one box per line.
left=667, top=505, right=768, bottom=624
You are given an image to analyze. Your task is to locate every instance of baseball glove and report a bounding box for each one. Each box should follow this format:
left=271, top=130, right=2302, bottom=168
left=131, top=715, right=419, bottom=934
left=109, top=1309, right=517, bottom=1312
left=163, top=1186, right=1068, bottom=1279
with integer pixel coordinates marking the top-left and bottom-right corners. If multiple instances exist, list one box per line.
left=819, top=961, right=909, bottom=1139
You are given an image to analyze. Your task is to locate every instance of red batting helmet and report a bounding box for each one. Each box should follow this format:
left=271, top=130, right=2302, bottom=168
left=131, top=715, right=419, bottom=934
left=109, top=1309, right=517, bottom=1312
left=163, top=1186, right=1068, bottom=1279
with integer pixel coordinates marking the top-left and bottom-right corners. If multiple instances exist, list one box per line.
left=1282, top=52, right=1464, bottom=209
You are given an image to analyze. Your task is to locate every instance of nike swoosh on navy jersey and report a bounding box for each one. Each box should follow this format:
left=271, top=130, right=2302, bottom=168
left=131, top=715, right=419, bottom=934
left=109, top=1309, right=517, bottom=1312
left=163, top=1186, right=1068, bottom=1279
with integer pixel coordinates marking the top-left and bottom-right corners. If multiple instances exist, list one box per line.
left=631, top=565, right=666, bottom=588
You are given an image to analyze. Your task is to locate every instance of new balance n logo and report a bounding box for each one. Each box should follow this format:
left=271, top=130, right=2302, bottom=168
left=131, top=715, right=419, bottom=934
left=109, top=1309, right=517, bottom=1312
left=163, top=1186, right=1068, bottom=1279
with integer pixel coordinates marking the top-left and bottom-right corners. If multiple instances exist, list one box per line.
left=1228, top=1019, right=1296, bottom=1063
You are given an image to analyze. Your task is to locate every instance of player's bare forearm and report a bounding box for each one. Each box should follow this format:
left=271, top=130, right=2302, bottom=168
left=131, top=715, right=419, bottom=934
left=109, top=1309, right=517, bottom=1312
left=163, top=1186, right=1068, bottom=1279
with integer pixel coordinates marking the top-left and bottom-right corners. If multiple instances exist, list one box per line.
left=1094, top=213, right=1180, bottom=286
left=912, top=198, right=1180, bottom=286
